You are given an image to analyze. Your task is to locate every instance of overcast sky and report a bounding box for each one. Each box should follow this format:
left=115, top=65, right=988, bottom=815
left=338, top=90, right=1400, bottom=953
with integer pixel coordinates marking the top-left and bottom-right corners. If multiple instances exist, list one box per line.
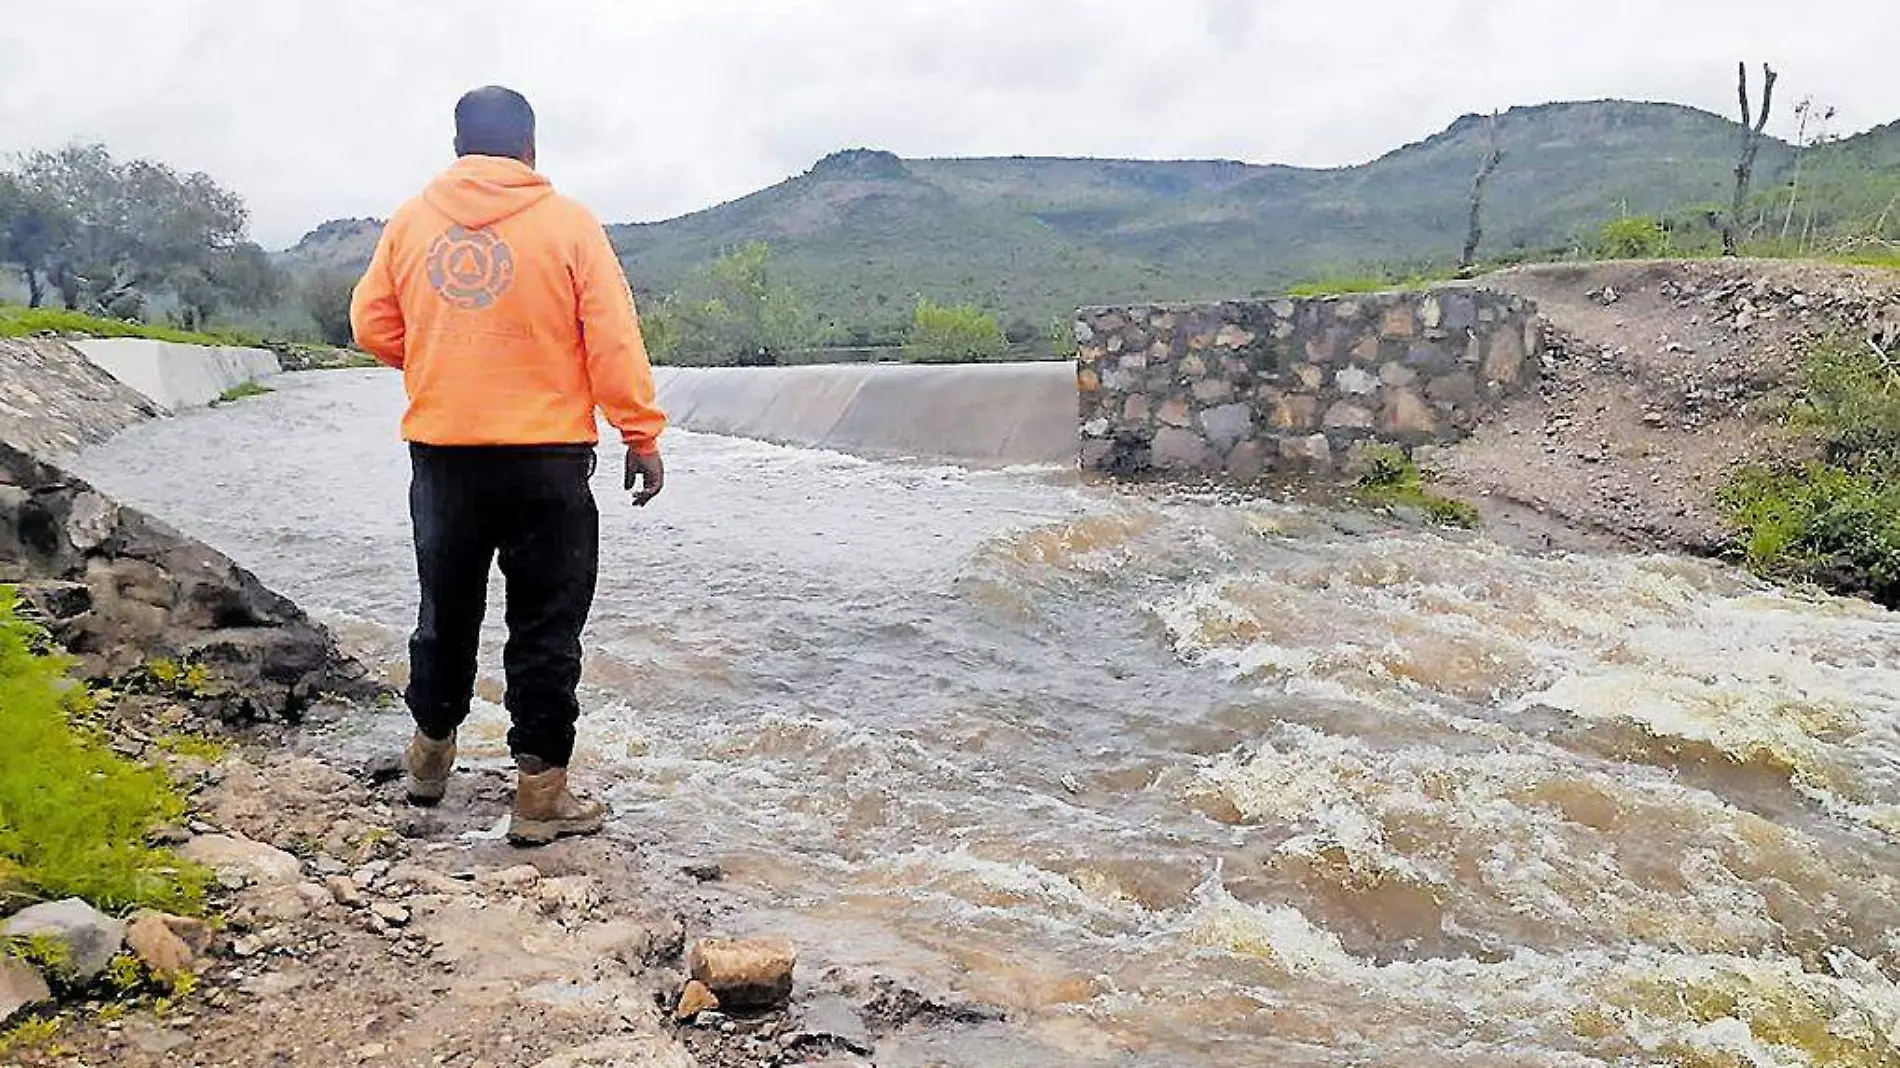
left=3, top=0, right=1896, bottom=248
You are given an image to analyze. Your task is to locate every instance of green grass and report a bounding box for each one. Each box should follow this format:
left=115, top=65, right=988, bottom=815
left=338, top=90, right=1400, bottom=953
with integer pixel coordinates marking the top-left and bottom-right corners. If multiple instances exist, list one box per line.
left=0, top=305, right=263, bottom=348
left=1719, top=335, right=1900, bottom=606
left=1355, top=446, right=1481, bottom=528
left=1285, top=272, right=1459, bottom=298
left=0, top=589, right=209, bottom=915
left=212, top=381, right=271, bottom=405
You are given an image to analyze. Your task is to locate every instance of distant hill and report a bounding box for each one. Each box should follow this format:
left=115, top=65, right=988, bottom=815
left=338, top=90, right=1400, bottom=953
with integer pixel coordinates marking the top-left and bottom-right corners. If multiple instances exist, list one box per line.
left=280, top=99, right=1868, bottom=339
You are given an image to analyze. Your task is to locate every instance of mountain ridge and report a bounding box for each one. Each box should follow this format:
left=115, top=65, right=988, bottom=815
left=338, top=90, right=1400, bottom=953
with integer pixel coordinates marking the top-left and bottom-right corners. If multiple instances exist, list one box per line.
left=280, top=98, right=1883, bottom=338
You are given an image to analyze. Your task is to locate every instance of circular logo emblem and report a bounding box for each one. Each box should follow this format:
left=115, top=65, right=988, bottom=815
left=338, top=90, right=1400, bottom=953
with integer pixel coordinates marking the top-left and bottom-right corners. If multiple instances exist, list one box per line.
left=426, top=225, right=516, bottom=310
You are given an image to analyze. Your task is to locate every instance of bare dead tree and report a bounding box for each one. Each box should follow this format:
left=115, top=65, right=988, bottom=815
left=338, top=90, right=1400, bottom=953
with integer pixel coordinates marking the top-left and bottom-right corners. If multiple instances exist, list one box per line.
left=1725, top=61, right=1779, bottom=256
left=1458, top=112, right=1505, bottom=277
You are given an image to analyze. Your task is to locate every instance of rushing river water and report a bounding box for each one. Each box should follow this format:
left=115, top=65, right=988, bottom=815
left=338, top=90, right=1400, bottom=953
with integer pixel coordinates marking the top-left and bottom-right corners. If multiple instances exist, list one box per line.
left=77, top=369, right=1900, bottom=1067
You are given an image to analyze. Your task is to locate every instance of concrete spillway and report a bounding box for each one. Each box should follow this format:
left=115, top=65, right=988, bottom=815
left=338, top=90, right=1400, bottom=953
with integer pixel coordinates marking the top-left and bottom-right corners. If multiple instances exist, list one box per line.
left=73, top=339, right=280, bottom=412
left=652, top=362, right=1079, bottom=467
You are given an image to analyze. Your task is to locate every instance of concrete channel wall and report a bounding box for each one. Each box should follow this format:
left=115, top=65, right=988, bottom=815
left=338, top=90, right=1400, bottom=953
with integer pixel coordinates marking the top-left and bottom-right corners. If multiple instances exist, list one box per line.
left=654, top=362, right=1079, bottom=466
left=72, top=339, right=281, bottom=412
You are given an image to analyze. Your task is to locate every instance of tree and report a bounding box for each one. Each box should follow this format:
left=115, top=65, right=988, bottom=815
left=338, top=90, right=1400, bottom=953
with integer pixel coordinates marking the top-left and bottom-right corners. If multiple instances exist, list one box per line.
left=1458, top=112, right=1505, bottom=277
left=0, top=173, right=71, bottom=307
left=1725, top=61, right=1779, bottom=257
left=9, top=144, right=251, bottom=315
left=302, top=269, right=357, bottom=347
left=906, top=299, right=1006, bottom=363
left=645, top=243, right=811, bottom=366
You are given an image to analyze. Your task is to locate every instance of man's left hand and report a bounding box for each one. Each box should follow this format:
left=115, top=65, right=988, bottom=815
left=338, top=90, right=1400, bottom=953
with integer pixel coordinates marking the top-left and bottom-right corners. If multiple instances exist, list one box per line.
left=625, top=447, right=665, bottom=507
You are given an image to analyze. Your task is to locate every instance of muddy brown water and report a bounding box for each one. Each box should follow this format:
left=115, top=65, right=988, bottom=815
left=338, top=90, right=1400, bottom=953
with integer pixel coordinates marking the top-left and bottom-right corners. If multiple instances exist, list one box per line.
left=77, top=369, right=1900, bottom=1067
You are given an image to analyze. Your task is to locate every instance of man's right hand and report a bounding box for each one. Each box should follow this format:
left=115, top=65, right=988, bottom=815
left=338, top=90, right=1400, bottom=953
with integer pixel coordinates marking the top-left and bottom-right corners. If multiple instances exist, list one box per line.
left=625, top=447, right=665, bottom=507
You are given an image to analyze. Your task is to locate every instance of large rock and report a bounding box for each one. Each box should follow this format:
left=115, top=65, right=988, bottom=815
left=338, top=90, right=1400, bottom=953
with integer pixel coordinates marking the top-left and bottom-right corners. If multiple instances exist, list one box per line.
left=179, top=833, right=304, bottom=887
left=0, top=957, right=51, bottom=1022
left=3, top=899, right=127, bottom=984
left=125, top=912, right=213, bottom=977
left=0, top=441, right=381, bottom=718
left=687, top=938, right=798, bottom=1011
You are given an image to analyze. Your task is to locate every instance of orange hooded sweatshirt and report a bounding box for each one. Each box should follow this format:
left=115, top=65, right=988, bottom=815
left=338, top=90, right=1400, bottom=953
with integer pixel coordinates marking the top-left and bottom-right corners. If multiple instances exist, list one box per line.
left=350, top=156, right=666, bottom=454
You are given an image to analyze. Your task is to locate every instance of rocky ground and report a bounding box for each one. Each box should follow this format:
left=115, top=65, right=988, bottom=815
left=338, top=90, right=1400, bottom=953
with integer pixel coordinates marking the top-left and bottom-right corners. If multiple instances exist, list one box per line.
left=10, top=698, right=991, bottom=1068
left=1436, top=258, right=1900, bottom=553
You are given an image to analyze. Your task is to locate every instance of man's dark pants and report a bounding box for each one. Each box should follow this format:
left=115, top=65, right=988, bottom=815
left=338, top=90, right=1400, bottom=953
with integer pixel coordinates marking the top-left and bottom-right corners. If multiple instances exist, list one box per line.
left=406, top=444, right=598, bottom=768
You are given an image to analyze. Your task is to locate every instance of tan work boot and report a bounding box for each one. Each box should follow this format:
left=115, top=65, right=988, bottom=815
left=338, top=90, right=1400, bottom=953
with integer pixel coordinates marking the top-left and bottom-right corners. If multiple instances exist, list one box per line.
left=404, top=731, right=457, bottom=806
left=508, top=761, right=608, bottom=847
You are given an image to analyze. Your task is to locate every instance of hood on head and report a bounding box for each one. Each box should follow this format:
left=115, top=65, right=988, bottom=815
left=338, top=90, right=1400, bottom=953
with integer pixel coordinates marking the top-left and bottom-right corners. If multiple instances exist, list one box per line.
left=423, top=156, right=555, bottom=230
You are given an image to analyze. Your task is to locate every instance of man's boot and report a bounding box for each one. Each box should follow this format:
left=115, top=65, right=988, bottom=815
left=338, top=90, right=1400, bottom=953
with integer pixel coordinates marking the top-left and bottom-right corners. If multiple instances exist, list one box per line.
left=404, top=731, right=458, bottom=806
left=508, top=757, right=608, bottom=847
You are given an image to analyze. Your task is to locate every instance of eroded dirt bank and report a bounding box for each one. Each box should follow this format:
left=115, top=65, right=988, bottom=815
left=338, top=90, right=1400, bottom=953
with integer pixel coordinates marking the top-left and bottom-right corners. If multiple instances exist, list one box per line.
left=1439, top=259, right=1900, bottom=552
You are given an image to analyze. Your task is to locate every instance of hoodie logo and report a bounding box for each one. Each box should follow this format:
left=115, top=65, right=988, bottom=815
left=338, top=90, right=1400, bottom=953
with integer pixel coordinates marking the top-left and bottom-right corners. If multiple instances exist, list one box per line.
left=426, top=225, right=516, bottom=310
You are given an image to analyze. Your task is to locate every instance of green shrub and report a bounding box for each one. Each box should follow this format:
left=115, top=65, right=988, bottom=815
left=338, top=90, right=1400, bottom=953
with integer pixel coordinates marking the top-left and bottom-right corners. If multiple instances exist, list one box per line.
left=1285, top=269, right=1458, bottom=298
left=0, top=589, right=208, bottom=914
left=1596, top=216, right=1671, bottom=259
left=905, top=299, right=1007, bottom=364
left=1720, top=336, right=1900, bottom=606
left=1354, top=445, right=1480, bottom=528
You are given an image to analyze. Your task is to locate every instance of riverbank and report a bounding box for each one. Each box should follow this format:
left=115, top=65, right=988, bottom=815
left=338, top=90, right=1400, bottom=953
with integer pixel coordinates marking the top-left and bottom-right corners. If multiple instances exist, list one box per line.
left=1436, top=259, right=1900, bottom=555
left=0, top=345, right=948, bottom=1067
left=9, top=278, right=1900, bottom=1064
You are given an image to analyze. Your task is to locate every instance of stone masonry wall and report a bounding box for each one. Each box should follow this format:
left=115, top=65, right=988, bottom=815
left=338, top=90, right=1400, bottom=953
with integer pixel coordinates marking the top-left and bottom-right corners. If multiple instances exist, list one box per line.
left=1076, top=287, right=1545, bottom=478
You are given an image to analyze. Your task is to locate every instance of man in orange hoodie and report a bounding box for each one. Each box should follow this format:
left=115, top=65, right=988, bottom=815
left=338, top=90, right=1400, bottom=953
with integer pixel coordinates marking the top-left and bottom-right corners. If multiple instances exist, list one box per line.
left=351, top=86, right=666, bottom=846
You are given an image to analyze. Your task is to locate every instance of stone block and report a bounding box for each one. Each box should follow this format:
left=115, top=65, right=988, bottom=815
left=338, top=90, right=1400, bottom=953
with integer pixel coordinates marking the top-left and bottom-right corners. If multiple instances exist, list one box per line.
left=1404, top=341, right=1458, bottom=374
left=1322, top=402, right=1375, bottom=430
left=1351, top=334, right=1382, bottom=364
left=1214, top=325, right=1255, bottom=350
left=1420, top=295, right=1444, bottom=331
left=1335, top=367, right=1379, bottom=396
left=1271, top=394, right=1319, bottom=432
left=1192, top=377, right=1235, bottom=403
left=1157, top=399, right=1194, bottom=428
left=1380, top=362, right=1418, bottom=387
left=1380, top=389, right=1440, bottom=437
left=1200, top=403, right=1254, bottom=451
left=1151, top=427, right=1214, bottom=471
left=1439, top=293, right=1477, bottom=332
left=1225, top=441, right=1267, bottom=481
left=1076, top=369, right=1100, bottom=394
left=1123, top=394, right=1152, bottom=425
left=1293, top=364, right=1326, bottom=392
left=1380, top=304, right=1418, bottom=338
left=1426, top=372, right=1481, bottom=409
left=1181, top=354, right=1207, bottom=377
left=1484, top=328, right=1528, bottom=386
left=1278, top=434, right=1333, bottom=470
left=1303, top=334, right=1338, bottom=365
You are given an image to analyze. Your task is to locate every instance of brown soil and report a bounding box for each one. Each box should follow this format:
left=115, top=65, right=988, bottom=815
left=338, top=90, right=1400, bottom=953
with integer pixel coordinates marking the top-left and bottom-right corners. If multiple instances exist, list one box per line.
left=1435, top=259, right=1900, bottom=553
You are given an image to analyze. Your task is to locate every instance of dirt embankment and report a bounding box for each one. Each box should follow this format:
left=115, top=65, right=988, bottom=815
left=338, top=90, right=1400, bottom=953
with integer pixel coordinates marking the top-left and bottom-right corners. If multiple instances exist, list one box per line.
left=1435, top=259, right=1900, bottom=553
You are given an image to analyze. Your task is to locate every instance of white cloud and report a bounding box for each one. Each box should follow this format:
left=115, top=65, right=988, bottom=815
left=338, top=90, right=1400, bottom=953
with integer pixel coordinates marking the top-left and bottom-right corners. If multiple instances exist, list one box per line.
left=1, top=0, right=1895, bottom=247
